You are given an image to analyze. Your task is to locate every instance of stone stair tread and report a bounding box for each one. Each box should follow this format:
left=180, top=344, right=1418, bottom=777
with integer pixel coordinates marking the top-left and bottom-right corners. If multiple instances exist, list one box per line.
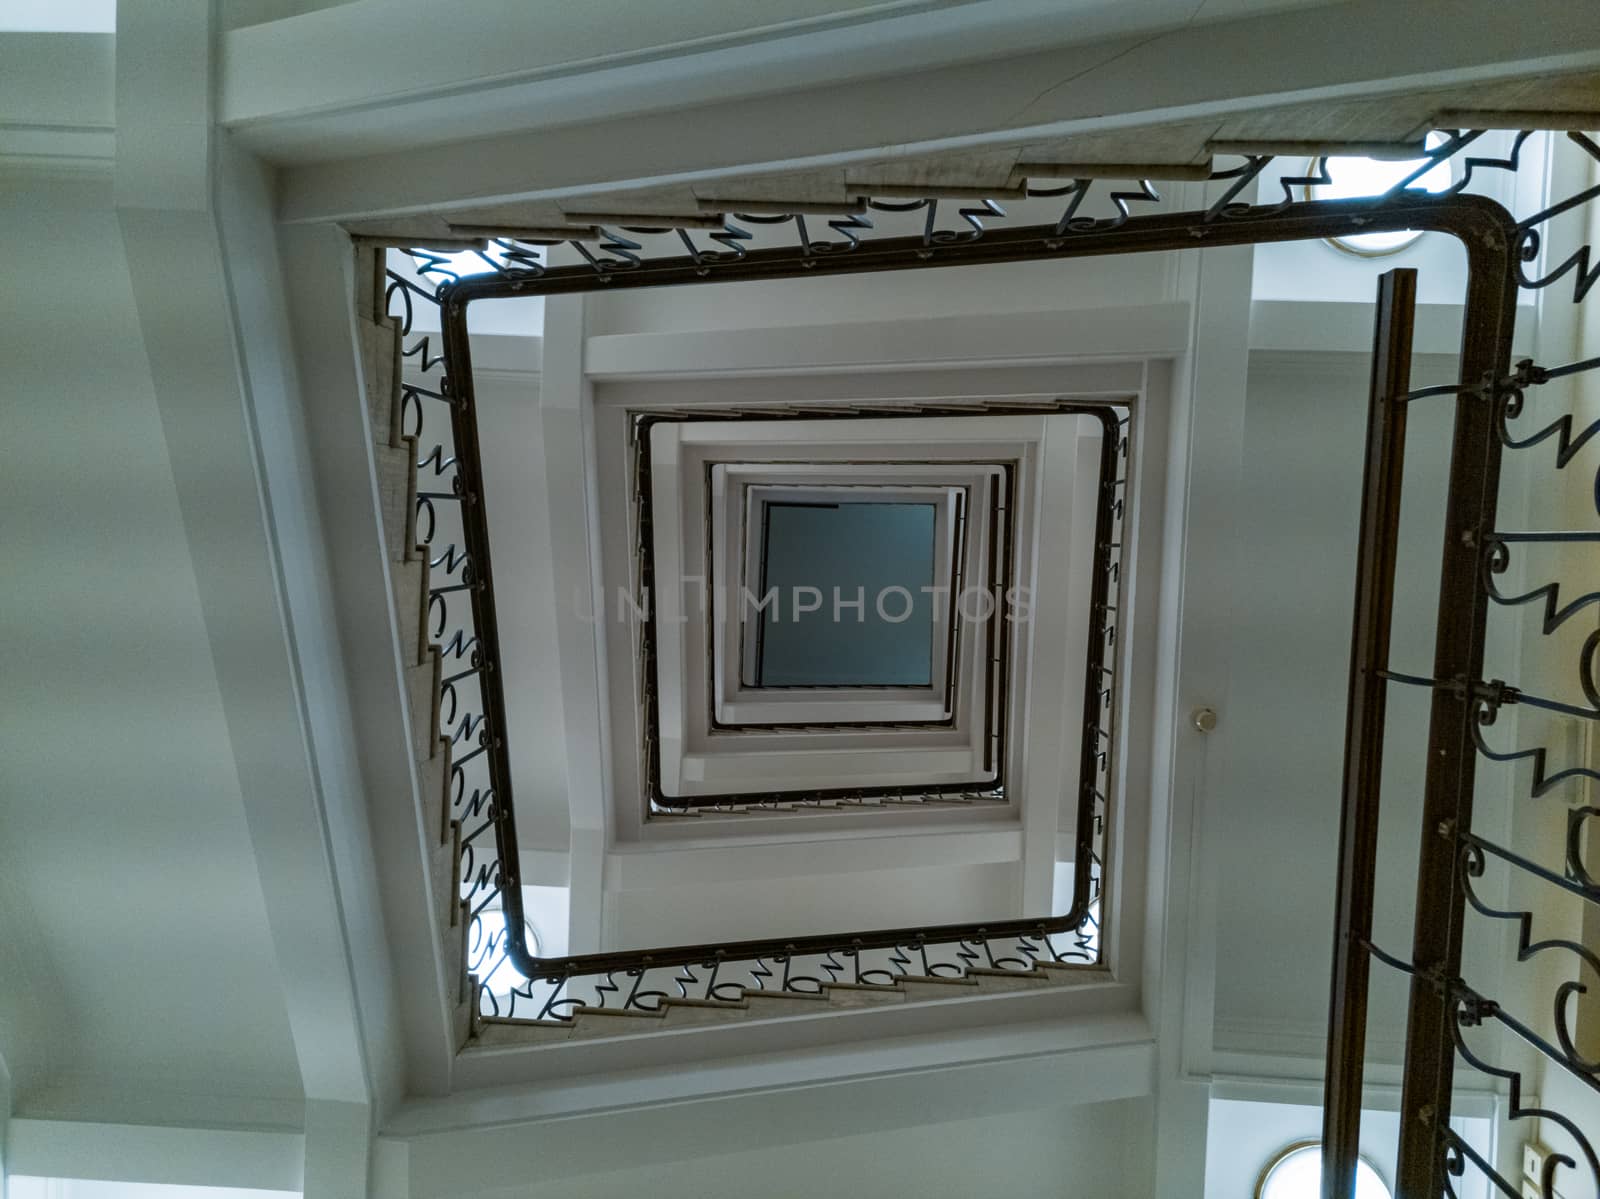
left=473, top=1016, right=576, bottom=1046
left=963, top=967, right=1054, bottom=991
left=452, top=900, right=470, bottom=1005
left=430, top=824, right=459, bottom=931
left=424, top=740, right=452, bottom=848
left=660, top=997, right=752, bottom=1026
left=576, top=1004, right=664, bottom=1018
left=893, top=973, right=979, bottom=987
left=822, top=983, right=906, bottom=1007
left=825, top=981, right=901, bottom=992
left=740, top=989, right=829, bottom=1011
left=481, top=1014, right=576, bottom=1030
left=453, top=973, right=478, bottom=1050
left=372, top=436, right=420, bottom=564
left=661, top=996, right=750, bottom=1010
left=391, top=553, right=431, bottom=668
left=966, top=966, right=1051, bottom=979
left=569, top=1006, right=666, bottom=1038
left=358, top=316, right=403, bottom=448
left=446, top=822, right=461, bottom=925
left=406, top=650, right=443, bottom=761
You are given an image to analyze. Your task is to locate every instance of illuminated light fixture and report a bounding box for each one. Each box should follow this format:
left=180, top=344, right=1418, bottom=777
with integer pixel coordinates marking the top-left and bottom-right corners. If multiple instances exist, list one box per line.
left=1304, top=135, right=1455, bottom=257
left=1255, top=1142, right=1394, bottom=1199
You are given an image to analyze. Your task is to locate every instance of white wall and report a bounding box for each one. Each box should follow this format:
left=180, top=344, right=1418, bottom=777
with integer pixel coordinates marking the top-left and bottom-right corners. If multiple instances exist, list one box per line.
left=1208, top=346, right=1461, bottom=1061
left=0, top=177, right=302, bottom=1120
left=473, top=370, right=571, bottom=857
left=604, top=860, right=1020, bottom=951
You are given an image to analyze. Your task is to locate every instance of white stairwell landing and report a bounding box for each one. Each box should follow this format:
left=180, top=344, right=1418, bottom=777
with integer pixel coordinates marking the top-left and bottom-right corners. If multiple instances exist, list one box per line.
left=354, top=246, right=1107, bottom=1056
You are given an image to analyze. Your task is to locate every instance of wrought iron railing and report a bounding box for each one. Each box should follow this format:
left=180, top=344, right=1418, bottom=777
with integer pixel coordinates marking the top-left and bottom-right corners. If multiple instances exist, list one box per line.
left=381, top=250, right=1119, bottom=1013
left=1319, top=135, right=1600, bottom=1197
left=375, top=131, right=1600, bottom=1175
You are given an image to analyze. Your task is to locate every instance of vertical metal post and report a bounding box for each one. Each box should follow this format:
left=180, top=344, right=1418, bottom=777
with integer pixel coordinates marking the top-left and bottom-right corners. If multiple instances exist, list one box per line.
left=1322, top=268, right=1417, bottom=1199
left=1394, top=234, right=1520, bottom=1196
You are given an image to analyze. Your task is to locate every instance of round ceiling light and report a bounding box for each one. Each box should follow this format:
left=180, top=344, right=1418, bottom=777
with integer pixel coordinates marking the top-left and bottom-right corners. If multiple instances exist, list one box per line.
left=1304, top=136, right=1456, bottom=257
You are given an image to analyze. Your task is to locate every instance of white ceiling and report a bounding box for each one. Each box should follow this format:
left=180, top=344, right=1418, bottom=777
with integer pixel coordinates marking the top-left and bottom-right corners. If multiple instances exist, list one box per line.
left=0, top=1, right=114, bottom=32
left=0, top=180, right=302, bottom=1115
left=221, top=0, right=1327, bottom=163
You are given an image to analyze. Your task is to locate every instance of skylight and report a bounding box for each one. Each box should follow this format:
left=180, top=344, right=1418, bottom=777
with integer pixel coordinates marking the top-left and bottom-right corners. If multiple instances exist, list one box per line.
left=755, top=500, right=939, bottom=687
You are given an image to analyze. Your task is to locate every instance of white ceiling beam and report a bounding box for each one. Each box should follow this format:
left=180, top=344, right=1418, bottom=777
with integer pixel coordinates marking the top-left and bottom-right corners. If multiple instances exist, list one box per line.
left=0, top=33, right=114, bottom=174
left=221, top=0, right=1280, bottom=161
left=395, top=1011, right=1153, bottom=1196
left=301, top=1099, right=374, bottom=1199
left=275, top=0, right=1600, bottom=224
left=5, top=1119, right=304, bottom=1192
left=114, top=0, right=398, bottom=1126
